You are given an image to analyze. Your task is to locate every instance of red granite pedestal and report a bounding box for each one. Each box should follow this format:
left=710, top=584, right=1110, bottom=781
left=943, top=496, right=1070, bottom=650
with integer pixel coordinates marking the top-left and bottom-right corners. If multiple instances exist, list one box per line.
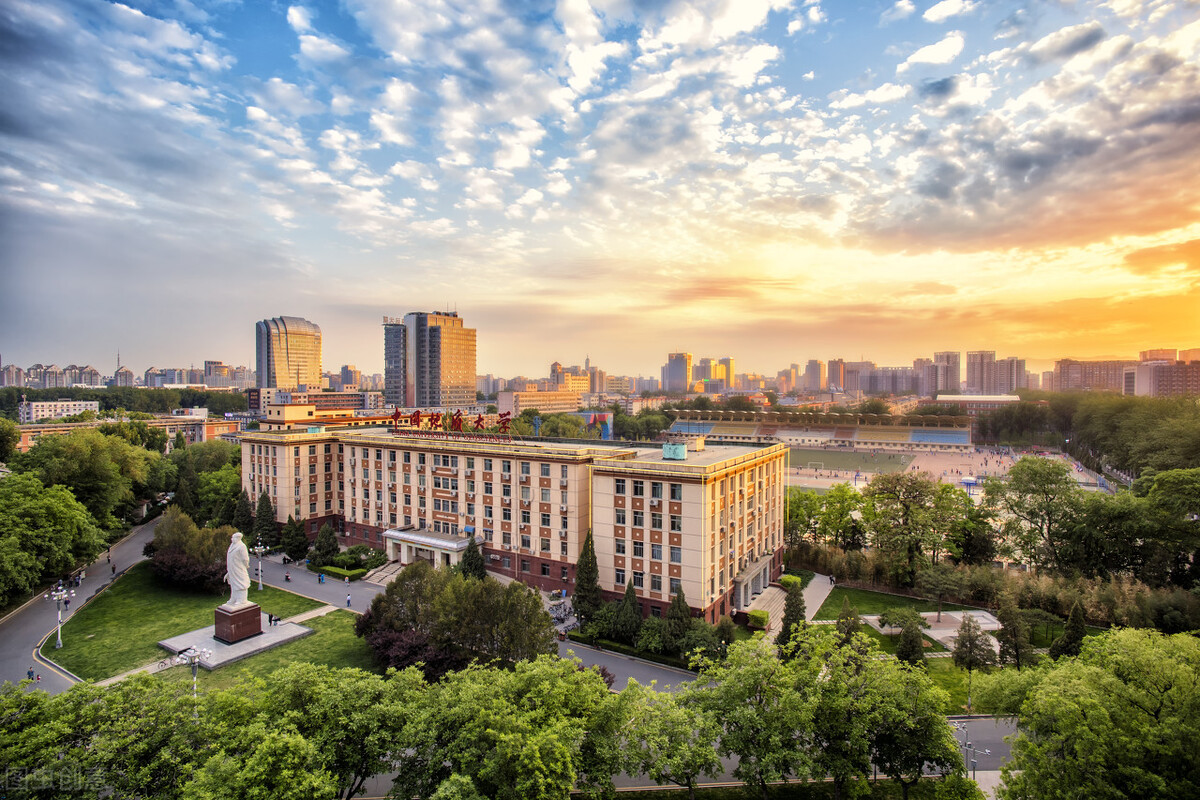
left=214, top=603, right=262, bottom=644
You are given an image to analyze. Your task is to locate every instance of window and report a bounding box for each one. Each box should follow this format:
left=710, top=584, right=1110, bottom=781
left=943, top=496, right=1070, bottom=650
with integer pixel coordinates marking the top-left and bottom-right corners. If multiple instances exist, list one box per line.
left=308, top=445, right=316, bottom=455
left=521, top=510, right=530, bottom=525
left=520, top=461, right=530, bottom=475
left=561, top=465, right=568, bottom=478
left=669, top=577, right=681, bottom=594
left=560, top=542, right=568, bottom=556
left=484, top=458, right=493, bottom=471
left=502, top=484, right=511, bottom=497
left=540, top=538, right=550, bottom=552
left=651, top=512, right=662, bottom=529
left=541, top=488, right=550, bottom=502
left=541, top=563, right=550, bottom=576
left=561, top=565, right=569, bottom=580
left=324, top=443, right=331, bottom=454
left=633, top=480, right=644, bottom=497
left=540, top=512, right=550, bottom=527
left=540, top=463, right=550, bottom=477
left=670, top=514, right=682, bottom=532
left=560, top=516, right=568, bottom=530
left=521, top=559, right=530, bottom=573
left=418, top=453, right=425, bottom=465
left=615, top=568, right=626, bottom=585
left=521, top=486, right=531, bottom=500
left=521, top=534, right=531, bottom=549
left=502, top=508, right=511, bottom=521
left=633, top=571, right=644, bottom=588
left=614, top=478, right=625, bottom=495
left=650, top=605, right=661, bottom=617
left=633, top=510, right=644, bottom=528
left=633, top=540, right=644, bottom=558
left=651, top=543, right=662, bottom=560
left=403, top=451, right=410, bottom=463
left=502, top=556, right=511, bottom=569
left=651, top=574, right=662, bottom=591
left=615, top=539, right=626, bottom=555
left=670, top=546, right=682, bottom=563
left=651, top=482, right=662, bottom=499
left=484, top=482, right=493, bottom=495
left=615, top=508, right=626, bottom=526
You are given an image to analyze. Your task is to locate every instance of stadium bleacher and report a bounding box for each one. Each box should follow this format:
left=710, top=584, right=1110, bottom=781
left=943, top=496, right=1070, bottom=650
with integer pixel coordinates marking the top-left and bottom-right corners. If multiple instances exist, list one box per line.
left=911, top=429, right=971, bottom=445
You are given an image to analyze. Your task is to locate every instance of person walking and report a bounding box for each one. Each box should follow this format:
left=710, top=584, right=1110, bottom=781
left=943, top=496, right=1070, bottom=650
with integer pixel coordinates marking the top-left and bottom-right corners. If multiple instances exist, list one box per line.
left=111, top=563, right=116, bottom=576
left=27, top=666, right=35, bottom=681
left=346, top=593, right=352, bottom=608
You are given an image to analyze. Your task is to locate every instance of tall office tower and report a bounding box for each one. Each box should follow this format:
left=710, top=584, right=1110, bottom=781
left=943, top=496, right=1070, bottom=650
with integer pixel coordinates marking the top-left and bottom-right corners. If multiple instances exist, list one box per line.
left=995, top=357, right=1027, bottom=394
left=966, top=351, right=996, bottom=394
left=804, top=360, right=826, bottom=392
left=256, top=316, right=322, bottom=390
left=826, top=359, right=845, bottom=392
left=718, top=357, right=735, bottom=389
left=662, top=352, right=693, bottom=392
left=695, top=358, right=714, bottom=382
left=933, top=351, right=961, bottom=391
left=384, top=312, right=477, bottom=408
left=340, top=364, right=362, bottom=389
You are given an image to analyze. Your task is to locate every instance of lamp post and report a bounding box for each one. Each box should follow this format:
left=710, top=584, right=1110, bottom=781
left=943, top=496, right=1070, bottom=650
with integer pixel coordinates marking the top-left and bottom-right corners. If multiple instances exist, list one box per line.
left=950, top=720, right=991, bottom=781
left=45, top=585, right=76, bottom=649
left=175, top=646, right=213, bottom=699
left=251, top=536, right=267, bottom=591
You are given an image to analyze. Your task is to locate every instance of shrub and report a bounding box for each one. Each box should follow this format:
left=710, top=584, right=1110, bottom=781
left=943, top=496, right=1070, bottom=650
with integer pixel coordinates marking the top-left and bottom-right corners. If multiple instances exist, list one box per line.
left=306, top=563, right=368, bottom=581
left=747, top=609, right=768, bottom=629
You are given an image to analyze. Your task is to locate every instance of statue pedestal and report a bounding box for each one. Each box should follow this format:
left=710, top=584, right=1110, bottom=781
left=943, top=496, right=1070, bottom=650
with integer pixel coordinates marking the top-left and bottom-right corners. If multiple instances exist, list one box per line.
left=214, top=603, right=262, bottom=644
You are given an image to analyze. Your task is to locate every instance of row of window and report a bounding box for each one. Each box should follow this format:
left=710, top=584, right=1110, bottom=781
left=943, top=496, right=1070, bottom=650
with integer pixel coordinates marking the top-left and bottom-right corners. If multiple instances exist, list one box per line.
left=615, top=540, right=682, bottom=562
left=614, top=508, right=683, bottom=531
left=613, top=478, right=683, bottom=501
left=614, top=569, right=680, bottom=594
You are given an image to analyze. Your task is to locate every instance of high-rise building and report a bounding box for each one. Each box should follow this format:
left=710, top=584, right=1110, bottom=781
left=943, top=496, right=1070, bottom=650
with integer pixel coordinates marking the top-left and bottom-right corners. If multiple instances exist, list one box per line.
left=1054, top=359, right=1137, bottom=392
left=1139, top=348, right=1177, bottom=362
left=933, top=351, right=961, bottom=391
left=827, top=359, right=845, bottom=392
left=804, top=360, right=826, bottom=392
left=995, top=357, right=1027, bottom=394
left=662, top=353, right=693, bottom=392
left=384, top=312, right=477, bottom=408
left=256, top=316, right=322, bottom=390
left=718, top=357, right=735, bottom=390
left=965, top=351, right=996, bottom=394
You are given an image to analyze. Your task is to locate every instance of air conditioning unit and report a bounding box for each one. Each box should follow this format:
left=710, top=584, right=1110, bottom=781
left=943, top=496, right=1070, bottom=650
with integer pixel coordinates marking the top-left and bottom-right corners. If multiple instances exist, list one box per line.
left=560, top=479, right=568, bottom=488
left=650, top=499, right=661, bottom=508
left=559, top=504, right=567, bottom=512
left=559, top=530, right=568, bottom=539
left=521, top=500, right=530, bottom=508
left=502, top=473, right=511, bottom=481
left=467, top=492, right=475, bottom=500
left=502, top=544, right=512, bottom=551
left=465, top=470, right=474, bottom=477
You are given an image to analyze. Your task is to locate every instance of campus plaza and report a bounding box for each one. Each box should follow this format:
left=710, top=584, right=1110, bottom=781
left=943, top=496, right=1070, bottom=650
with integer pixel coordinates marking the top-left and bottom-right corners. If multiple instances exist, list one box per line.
left=240, top=427, right=787, bottom=622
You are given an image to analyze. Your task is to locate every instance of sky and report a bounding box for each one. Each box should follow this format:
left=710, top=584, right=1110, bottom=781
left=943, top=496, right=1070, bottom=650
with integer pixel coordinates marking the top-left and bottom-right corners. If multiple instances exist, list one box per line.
left=2, top=0, right=1199, bottom=379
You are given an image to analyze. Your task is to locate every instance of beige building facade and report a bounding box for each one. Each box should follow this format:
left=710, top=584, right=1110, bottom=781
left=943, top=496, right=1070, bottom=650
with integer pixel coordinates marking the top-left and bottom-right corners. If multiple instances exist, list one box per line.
left=239, top=426, right=786, bottom=621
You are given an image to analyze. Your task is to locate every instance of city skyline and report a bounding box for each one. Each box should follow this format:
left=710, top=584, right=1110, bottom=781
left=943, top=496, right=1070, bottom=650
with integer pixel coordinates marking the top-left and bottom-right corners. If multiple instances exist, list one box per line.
left=3, top=1, right=1199, bottom=375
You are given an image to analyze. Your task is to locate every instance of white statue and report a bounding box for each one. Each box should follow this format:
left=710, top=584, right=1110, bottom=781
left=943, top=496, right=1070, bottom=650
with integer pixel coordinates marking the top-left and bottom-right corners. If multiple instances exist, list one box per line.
left=224, top=532, right=251, bottom=606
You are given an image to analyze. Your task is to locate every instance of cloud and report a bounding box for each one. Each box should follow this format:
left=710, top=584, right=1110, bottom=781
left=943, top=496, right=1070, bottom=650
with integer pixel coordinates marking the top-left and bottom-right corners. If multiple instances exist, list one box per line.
left=829, top=82, right=912, bottom=109
left=286, top=6, right=314, bottom=33
left=1029, top=21, right=1107, bottom=64
left=298, top=34, right=349, bottom=63
left=1122, top=238, right=1200, bottom=275
left=898, top=31, right=965, bottom=71
left=923, top=0, right=976, bottom=24
left=880, top=0, right=915, bottom=25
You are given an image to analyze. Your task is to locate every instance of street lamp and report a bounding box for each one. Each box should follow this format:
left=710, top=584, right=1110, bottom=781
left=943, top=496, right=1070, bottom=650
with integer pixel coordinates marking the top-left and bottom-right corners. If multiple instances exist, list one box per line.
left=45, top=585, right=76, bottom=649
left=251, top=535, right=267, bottom=591
left=174, top=646, right=213, bottom=699
left=950, top=720, right=992, bottom=781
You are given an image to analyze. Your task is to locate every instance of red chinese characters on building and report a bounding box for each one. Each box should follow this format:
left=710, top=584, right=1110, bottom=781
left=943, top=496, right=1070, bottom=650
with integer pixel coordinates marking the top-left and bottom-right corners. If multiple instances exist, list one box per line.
left=498, top=411, right=512, bottom=433
left=408, top=410, right=421, bottom=428
left=472, top=414, right=486, bottom=431
left=430, top=412, right=442, bottom=429
left=450, top=410, right=464, bottom=432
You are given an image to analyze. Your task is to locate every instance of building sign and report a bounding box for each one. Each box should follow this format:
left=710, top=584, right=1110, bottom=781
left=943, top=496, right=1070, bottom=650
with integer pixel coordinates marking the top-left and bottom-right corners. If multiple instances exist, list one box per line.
left=390, top=407, right=513, bottom=441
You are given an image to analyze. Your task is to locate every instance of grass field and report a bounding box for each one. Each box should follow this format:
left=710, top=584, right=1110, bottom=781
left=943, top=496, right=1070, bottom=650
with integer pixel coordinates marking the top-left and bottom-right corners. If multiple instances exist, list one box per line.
left=857, top=626, right=947, bottom=655
left=814, top=587, right=973, bottom=620
left=42, top=562, right=323, bottom=681
left=788, top=448, right=914, bottom=474
left=155, top=610, right=376, bottom=691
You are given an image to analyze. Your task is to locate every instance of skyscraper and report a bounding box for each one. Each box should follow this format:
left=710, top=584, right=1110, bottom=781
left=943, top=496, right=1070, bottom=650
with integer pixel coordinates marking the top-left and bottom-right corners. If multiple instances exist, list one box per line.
left=966, top=351, right=996, bottom=394
left=804, top=360, right=826, bottom=392
left=383, top=312, right=477, bottom=408
left=933, top=351, right=961, bottom=392
left=662, top=353, right=693, bottom=392
left=255, top=316, right=322, bottom=389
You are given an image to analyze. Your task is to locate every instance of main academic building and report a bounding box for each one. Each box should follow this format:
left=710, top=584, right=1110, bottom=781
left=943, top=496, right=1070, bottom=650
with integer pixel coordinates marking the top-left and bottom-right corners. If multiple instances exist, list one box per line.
left=240, top=426, right=786, bottom=622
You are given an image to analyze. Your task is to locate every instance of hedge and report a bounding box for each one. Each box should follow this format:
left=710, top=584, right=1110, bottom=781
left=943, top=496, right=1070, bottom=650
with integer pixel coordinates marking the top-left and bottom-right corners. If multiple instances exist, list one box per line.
left=781, top=569, right=815, bottom=590
left=305, top=563, right=368, bottom=581
left=747, top=609, right=769, bottom=629
left=566, top=631, right=694, bottom=671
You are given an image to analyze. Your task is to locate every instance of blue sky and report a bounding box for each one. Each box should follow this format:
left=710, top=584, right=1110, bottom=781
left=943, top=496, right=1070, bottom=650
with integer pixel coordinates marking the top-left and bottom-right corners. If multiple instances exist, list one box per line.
left=2, top=0, right=1198, bottom=378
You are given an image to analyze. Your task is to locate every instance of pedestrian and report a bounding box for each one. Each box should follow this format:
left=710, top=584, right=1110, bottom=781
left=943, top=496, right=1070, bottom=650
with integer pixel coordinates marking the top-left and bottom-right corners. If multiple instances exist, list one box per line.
left=111, top=564, right=116, bottom=576
left=63, top=597, right=70, bottom=612
left=344, top=576, right=349, bottom=586
left=266, top=613, right=273, bottom=626
left=27, top=666, right=35, bottom=680
left=36, top=674, right=41, bottom=683
left=346, top=593, right=351, bottom=608
left=106, top=553, right=111, bottom=564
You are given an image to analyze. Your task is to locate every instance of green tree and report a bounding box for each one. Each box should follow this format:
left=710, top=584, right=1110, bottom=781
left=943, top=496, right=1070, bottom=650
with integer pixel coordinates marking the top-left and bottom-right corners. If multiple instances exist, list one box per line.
left=951, top=613, right=997, bottom=714
left=915, top=563, right=965, bottom=622
left=612, top=581, right=643, bottom=645
left=0, top=416, right=19, bottom=461
left=280, top=515, right=311, bottom=563
left=196, top=462, right=239, bottom=527
left=895, top=619, right=927, bottom=668
left=622, top=682, right=722, bottom=800
left=233, top=489, right=254, bottom=534
left=572, top=530, right=603, bottom=625
left=253, top=491, right=279, bottom=547
left=818, top=482, right=866, bottom=550
left=690, top=636, right=813, bottom=800
left=786, top=488, right=822, bottom=547
left=835, top=596, right=861, bottom=645
left=776, top=582, right=807, bottom=659
left=459, top=536, right=486, bottom=580
left=174, top=456, right=200, bottom=518
left=0, top=472, right=104, bottom=605
left=808, top=628, right=883, bottom=800
left=871, top=662, right=962, bottom=800
left=863, top=472, right=938, bottom=586
left=995, top=594, right=1036, bottom=671
left=148, top=507, right=234, bottom=592
left=310, top=523, right=339, bottom=568
left=172, top=430, right=187, bottom=451
left=664, top=587, right=692, bottom=652
left=182, top=725, right=338, bottom=800
left=984, top=456, right=1080, bottom=571
left=994, top=629, right=1200, bottom=800
left=1048, top=600, right=1086, bottom=660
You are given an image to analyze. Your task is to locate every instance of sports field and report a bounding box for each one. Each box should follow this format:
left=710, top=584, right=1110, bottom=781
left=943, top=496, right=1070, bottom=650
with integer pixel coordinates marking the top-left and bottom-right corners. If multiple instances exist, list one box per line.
left=787, top=448, right=914, bottom=474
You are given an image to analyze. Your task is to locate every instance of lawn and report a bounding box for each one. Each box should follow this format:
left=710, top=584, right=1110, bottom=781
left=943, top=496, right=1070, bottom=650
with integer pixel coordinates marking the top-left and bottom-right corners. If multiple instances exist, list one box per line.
left=42, top=562, right=323, bottom=681
left=814, top=587, right=973, bottom=620
left=858, top=626, right=946, bottom=655
left=788, top=448, right=914, bottom=474
left=156, top=610, right=376, bottom=691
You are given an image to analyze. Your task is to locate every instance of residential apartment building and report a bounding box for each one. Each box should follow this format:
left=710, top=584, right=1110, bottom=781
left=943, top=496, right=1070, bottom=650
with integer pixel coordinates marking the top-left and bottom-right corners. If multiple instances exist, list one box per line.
left=239, top=427, right=787, bottom=622
left=256, top=316, right=323, bottom=390
left=18, top=399, right=100, bottom=423
left=933, top=351, right=961, bottom=392
left=1054, top=359, right=1137, bottom=392
left=498, top=390, right=581, bottom=416
left=1123, top=362, right=1200, bottom=397
left=965, top=351, right=996, bottom=394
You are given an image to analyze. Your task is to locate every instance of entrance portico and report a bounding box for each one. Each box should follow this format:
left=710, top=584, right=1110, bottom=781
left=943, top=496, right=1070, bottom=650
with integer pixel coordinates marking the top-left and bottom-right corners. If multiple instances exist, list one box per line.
left=383, top=527, right=479, bottom=569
